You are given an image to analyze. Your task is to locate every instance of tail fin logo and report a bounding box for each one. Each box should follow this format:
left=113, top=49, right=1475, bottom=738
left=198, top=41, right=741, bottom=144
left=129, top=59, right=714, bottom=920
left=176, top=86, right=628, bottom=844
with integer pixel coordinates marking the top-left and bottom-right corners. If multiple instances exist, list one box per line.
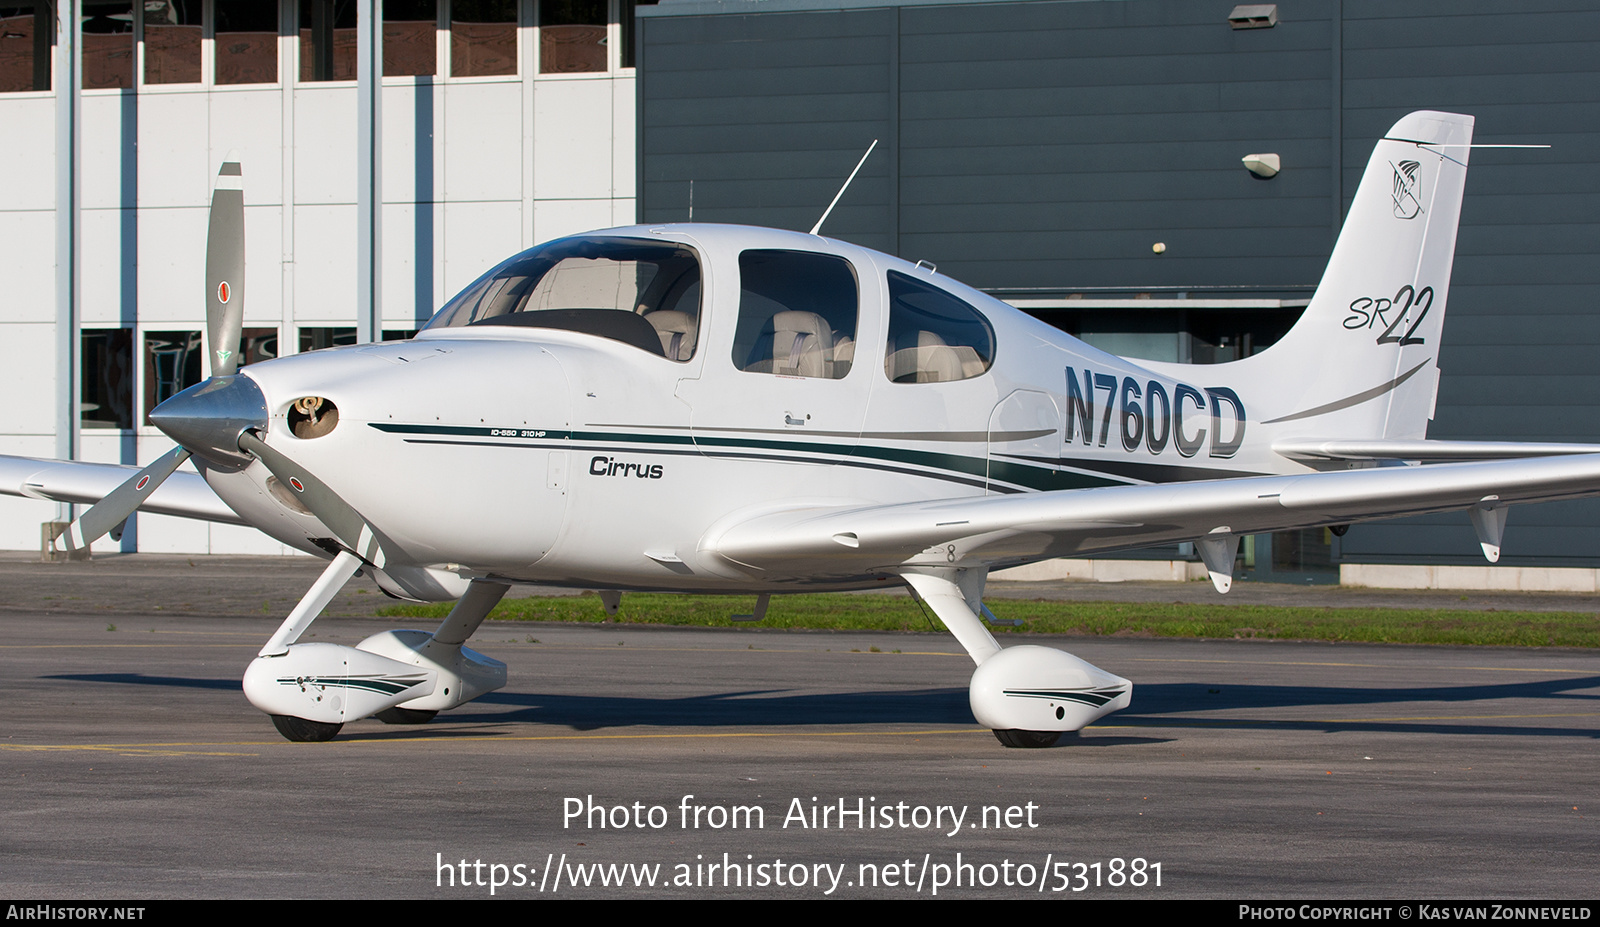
left=1391, top=160, right=1423, bottom=219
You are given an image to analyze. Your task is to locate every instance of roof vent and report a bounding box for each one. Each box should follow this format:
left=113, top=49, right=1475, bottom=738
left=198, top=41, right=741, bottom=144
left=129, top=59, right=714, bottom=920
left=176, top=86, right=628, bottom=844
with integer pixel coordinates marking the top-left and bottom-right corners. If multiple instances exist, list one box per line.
left=1228, top=4, right=1278, bottom=29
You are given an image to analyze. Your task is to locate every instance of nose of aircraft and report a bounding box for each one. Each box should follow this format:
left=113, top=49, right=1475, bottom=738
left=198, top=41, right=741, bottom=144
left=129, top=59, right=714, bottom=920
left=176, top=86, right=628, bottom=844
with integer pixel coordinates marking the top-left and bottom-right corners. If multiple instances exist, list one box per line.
left=148, top=375, right=268, bottom=469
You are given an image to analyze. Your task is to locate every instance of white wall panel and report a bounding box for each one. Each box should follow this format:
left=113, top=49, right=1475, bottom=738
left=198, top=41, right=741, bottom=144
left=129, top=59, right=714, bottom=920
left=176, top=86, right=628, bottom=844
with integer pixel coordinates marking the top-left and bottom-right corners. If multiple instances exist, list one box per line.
left=293, top=203, right=357, bottom=321
left=611, top=76, right=636, bottom=200
left=380, top=202, right=443, bottom=324
left=611, top=197, right=637, bottom=227
left=81, top=93, right=132, bottom=210
left=135, top=511, right=212, bottom=553
left=0, top=48, right=639, bottom=555
left=0, top=431, right=57, bottom=548
left=532, top=198, right=617, bottom=245
left=137, top=91, right=210, bottom=208
left=293, top=87, right=357, bottom=205
left=241, top=205, right=284, bottom=324
left=443, top=201, right=522, bottom=297
left=78, top=431, right=131, bottom=464
left=443, top=81, right=522, bottom=202
left=80, top=208, right=129, bottom=324
left=0, top=324, right=59, bottom=435
left=533, top=79, right=614, bottom=200
left=0, top=498, right=57, bottom=551
left=0, top=212, right=59, bottom=322
left=0, top=97, right=57, bottom=211
left=209, top=89, right=285, bottom=205
left=209, top=521, right=292, bottom=555
left=382, top=82, right=440, bottom=205
left=0, top=434, right=55, bottom=461
left=136, top=206, right=207, bottom=324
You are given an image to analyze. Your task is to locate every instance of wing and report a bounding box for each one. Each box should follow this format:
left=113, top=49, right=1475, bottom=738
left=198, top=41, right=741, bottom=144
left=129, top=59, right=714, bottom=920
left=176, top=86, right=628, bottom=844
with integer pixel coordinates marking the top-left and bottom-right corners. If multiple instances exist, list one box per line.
left=0, top=455, right=244, bottom=525
left=707, top=453, right=1600, bottom=584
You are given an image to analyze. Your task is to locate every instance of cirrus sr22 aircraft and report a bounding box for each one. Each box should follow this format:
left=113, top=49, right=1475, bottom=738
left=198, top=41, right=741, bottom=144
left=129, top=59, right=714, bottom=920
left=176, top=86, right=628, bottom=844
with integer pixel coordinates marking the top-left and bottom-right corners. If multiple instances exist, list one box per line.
left=6, top=111, right=1598, bottom=747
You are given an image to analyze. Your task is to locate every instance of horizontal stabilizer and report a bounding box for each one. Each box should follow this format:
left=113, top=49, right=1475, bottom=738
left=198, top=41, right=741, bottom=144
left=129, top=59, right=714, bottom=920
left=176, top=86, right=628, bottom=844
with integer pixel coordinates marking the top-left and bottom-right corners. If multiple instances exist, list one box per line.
left=1275, top=440, right=1600, bottom=461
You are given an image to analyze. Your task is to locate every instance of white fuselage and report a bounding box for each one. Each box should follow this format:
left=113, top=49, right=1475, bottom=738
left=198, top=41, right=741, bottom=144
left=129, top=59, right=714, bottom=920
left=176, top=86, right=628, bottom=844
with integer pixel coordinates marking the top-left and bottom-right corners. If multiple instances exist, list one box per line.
left=200, top=224, right=1339, bottom=595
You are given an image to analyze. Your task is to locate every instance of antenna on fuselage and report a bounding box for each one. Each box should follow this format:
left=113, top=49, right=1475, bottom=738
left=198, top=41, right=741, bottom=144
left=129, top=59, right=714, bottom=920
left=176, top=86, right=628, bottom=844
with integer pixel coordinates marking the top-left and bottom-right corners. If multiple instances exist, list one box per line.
left=809, top=139, right=879, bottom=237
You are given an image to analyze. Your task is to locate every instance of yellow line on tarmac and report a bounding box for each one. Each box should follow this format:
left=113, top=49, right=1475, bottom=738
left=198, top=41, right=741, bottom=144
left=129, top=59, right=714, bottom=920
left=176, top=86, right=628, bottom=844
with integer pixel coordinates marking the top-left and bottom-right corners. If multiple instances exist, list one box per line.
left=1307, top=711, right=1600, bottom=723
left=0, top=744, right=260, bottom=756
left=1131, top=711, right=1600, bottom=726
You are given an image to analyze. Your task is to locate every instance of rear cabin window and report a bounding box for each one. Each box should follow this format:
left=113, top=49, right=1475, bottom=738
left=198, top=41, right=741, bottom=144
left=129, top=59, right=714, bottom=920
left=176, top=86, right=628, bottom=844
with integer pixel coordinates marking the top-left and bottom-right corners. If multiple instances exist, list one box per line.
left=424, top=237, right=702, bottom=360
left=884, top=271, right=995, bottom=383
left=733, top=250, right=858, bottom=379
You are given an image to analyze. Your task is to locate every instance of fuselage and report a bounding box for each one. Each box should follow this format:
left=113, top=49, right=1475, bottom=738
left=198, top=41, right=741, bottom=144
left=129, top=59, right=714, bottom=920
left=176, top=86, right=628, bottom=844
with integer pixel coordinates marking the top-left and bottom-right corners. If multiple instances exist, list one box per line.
left=200, top=223, right=1342, bottom=597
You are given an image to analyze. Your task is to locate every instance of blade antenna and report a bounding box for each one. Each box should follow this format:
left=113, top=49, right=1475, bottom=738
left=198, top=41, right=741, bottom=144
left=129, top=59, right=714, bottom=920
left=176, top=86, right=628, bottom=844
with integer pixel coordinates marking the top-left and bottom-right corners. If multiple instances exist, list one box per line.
left=809, top=139, right=878, bottom=237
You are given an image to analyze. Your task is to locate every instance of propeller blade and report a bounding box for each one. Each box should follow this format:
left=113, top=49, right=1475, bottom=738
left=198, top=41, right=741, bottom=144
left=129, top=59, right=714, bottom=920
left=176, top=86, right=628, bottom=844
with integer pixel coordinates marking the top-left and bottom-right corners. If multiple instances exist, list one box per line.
left=236, top=432, right=388, bottom=569
left=53, top=446, right=193, bottom=557
left=205, top=154, right=245, bottom=378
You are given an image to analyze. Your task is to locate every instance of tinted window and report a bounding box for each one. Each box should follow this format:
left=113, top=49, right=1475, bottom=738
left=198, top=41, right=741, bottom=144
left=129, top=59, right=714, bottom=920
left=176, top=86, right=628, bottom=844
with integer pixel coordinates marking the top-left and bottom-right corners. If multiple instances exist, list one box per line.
left=884, top=271, right=995, bottom=383
left=733, top=250, right=858, bottom=379
left=425, top=237, right=702, bottom=360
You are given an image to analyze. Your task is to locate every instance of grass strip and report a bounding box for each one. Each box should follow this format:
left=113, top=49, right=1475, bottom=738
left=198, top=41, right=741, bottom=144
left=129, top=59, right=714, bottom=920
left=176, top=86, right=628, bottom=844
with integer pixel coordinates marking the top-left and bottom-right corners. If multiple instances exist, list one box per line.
left=378, top=592, right=1600, bottom=648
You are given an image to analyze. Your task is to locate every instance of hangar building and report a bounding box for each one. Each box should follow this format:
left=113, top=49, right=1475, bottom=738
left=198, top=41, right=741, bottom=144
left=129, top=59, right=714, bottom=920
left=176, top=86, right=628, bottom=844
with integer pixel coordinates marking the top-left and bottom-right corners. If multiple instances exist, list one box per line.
left=632, top=0, right=1600, bottom=587
left=3, top=0, right=1598, bottom=590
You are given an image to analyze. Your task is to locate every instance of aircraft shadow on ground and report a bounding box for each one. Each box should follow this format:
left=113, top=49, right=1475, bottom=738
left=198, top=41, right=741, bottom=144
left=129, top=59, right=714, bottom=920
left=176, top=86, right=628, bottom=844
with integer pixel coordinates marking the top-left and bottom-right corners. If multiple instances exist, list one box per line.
left=462, top=687, right=975, bottom=729
left=40, top=673, right=1600, bottom=739
left=1119, top=677, right=1600, bottom=738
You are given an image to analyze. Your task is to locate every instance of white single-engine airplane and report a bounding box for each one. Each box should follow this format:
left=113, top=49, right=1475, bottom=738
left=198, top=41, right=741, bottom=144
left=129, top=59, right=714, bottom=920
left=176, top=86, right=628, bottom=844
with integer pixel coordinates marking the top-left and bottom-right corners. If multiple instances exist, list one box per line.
left=6, top=111, right=1598, bottom=746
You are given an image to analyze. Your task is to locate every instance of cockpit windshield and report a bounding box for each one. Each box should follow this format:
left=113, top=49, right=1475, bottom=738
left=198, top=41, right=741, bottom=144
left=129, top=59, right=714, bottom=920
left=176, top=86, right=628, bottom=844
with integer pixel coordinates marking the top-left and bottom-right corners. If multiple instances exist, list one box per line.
left=423, top=237, right=702, bottom=360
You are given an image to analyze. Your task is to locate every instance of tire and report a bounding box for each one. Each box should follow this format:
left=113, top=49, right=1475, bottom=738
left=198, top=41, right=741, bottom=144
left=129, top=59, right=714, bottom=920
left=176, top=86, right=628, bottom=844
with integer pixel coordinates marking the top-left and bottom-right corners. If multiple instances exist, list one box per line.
left=270, top=714, right=343, bottom=742
left=992, top=729, right=1062, bottom=749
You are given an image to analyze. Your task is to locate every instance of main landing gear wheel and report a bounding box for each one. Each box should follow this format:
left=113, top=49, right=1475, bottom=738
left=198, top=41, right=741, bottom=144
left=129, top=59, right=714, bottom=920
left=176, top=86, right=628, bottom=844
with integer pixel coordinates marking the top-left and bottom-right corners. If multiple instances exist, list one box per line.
left=374, top=707, right=438, bottom=725
left=993, top=729, right=1063, bottom=749
left=271, top=714, right=343, bottom=742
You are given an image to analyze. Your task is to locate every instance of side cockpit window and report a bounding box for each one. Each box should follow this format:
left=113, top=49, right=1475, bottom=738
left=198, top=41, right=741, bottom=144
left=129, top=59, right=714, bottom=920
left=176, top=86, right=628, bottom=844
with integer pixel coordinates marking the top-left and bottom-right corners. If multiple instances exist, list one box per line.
left=424, top=237, right=702, bottom=361
left=733, top=250, right=858, bottom=379
left=884, top=271, right=995, bottom=383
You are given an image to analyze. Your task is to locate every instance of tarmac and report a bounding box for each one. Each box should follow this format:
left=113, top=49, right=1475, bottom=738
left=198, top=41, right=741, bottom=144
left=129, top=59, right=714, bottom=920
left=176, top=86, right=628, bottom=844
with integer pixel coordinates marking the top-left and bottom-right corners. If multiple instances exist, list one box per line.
left=2, top=553, right=1597, bottom=899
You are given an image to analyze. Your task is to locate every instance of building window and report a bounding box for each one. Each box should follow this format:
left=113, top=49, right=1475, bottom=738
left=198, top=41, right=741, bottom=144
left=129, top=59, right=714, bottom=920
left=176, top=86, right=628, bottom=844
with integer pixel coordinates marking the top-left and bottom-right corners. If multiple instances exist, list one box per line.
left=382, top=328, right=418, bottom=340
left=215, top=0, right=279, bottom=85
left=299, top=0, right=355, bottom=81
left=144, top=0, right=202, bottom=84
left=450, top=0, right=514, bottom=77
left=540, top=0, right=604, bottom=74
left=139, top=329, right=274, bottom=423
left=619, top=0, right=657, bottom=69
left=299, top=327, right=356, bottom=352
left=239, top=327, right=280, bottom=367
left=384, top=0, right=436, bottom=76
left=83, top=329, right=135, bottom=430
left=83, top=1, right=135, bottom=89
left=0, top=2, right=53, bottom=92
left=143, top=331, right=203, bottom=424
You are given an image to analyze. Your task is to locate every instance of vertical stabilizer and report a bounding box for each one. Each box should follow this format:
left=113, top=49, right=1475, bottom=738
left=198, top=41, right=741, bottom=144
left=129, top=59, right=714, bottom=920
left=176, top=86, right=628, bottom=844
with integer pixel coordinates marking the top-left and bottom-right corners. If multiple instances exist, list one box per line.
left=1248, top=111, right=1474, bottom=442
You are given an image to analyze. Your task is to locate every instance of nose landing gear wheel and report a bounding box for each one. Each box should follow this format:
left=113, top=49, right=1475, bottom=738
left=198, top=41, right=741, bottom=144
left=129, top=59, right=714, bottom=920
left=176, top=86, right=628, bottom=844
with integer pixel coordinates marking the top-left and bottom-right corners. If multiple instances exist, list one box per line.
left=992, top=729, right=1062, bottom=749
left=374, top=707, right=438, bottom=725
left=271, top=714, right=343, bottom=742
